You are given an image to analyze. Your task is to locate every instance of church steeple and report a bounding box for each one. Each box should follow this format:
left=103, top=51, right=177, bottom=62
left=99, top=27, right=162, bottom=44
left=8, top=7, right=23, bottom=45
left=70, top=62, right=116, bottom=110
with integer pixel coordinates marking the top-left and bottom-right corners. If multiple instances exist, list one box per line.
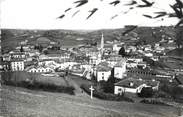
left=100, top=33, right=104, bottom=55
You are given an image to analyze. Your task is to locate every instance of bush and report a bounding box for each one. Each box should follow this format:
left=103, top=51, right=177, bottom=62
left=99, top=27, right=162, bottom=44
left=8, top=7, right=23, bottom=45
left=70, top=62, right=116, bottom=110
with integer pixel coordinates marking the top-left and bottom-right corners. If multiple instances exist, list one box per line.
left=80, top=84, right=134, bottom=102
left=97, top=80, right=114, bottom=93
left=3, top=80, right=75, bottom=95
left=138, top=87, right=154, bottom=98
left=1, top=72, right=75, bottom=95
left=160, top=83, right=183, bottom=99
left=140, top=99, right=170, bottom=106
left=154, top=90, right=172, bottom=99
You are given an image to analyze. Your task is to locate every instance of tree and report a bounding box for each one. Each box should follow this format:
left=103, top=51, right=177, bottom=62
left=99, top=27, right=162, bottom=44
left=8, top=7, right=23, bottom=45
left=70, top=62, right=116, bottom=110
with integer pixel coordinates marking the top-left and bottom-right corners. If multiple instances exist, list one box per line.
left=118, top=47, right=126, bottom=56
left=43, top=50, right=48, bottom=55
left=138, top=87, right=154, bottom=98
left=38, top=45, right=43, bottom=52
left=20, top=45, right=24, bottom=52
left=176, top=26, right=183, bottom=48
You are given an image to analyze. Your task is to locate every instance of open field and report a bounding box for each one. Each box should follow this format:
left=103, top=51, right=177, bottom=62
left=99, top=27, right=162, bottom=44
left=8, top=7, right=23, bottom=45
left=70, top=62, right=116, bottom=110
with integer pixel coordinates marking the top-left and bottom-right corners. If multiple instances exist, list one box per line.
left=0, top=85, right=179, bottom=117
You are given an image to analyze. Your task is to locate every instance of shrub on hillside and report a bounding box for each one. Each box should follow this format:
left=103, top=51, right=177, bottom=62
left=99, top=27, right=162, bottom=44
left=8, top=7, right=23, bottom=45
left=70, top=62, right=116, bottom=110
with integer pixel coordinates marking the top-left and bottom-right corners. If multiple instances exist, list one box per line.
left=138, top=87, right=154, bottom=98
left=140, top=99, right=170, bottom=106
left=1, top=71, right=75, bottom=95
left=3, top=79, right=75, bottom=95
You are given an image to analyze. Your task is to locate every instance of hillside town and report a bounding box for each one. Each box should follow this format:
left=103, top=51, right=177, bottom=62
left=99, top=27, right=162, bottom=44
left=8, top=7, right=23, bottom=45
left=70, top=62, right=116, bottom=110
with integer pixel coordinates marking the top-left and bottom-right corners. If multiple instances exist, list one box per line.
left=1, top=27, right=183, bottom=117
left=1, top=29, right=183, bottom=96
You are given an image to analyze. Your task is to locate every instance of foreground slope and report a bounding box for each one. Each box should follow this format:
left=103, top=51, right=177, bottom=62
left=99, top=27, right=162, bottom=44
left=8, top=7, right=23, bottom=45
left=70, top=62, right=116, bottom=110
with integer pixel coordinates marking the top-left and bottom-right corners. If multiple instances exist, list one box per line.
left=0, top=85, right=179, bottom=117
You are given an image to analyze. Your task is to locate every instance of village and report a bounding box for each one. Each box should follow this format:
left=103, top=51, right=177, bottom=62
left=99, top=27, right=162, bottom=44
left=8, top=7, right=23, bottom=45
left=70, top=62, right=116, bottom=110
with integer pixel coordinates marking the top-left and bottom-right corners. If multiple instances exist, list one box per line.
left=1, top=29, right=183, bottom=100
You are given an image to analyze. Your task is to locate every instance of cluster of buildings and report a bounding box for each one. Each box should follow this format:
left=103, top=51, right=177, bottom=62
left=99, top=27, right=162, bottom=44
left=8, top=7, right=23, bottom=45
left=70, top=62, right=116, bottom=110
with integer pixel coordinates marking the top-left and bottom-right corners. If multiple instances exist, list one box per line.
left=1, top=33, right=176, bottom=95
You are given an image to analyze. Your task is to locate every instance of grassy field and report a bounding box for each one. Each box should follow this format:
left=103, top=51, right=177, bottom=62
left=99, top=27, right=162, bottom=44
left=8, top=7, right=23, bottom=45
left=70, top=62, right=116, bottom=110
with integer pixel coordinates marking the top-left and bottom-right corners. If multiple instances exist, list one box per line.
left=0, top=85, right=180, bottom=117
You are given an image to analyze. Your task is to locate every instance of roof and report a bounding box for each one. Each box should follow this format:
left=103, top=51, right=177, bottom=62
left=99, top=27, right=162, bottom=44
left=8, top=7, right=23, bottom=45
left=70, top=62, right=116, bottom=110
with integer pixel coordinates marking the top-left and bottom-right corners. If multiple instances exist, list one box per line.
left=106, top=55, right=122, bottom=61
left=114, top=58, right=127, bottom=67
left=71, top=68, right=85, bottom=74
left=11, top=58, right=25, bottom=62
left=39, top=59, right=54, bottom=62
left=25, top=65, right=36, bottom=71
left=128, top=68, right=157, bottom=74
left=176, top=75, right=183, bottom=84
left=115, top=78, right=159, bottom=88
left=47, top=54, right=61, bottom=57
left=98, top=61, right=109, bottom=67
left=26, top=65, right=54, bottom=71
left=97, top=62, right=112, bottom=72
left=97, top=66, right=112, bottom=72
left=10, top=52, right=26, bottom=55
left=127, top=60, right=136, bottom=63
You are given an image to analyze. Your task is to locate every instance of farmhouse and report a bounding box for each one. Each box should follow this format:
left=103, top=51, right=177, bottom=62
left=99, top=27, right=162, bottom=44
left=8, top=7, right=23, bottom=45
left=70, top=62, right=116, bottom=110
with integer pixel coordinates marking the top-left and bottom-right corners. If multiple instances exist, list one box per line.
left=114, top=78, right=159, bottom=95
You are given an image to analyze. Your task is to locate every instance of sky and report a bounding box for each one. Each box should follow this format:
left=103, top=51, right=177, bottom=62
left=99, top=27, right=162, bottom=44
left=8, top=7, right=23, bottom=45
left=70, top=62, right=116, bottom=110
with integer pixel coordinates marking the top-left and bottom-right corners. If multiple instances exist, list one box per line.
left=0, top=0, right=180, bottom=30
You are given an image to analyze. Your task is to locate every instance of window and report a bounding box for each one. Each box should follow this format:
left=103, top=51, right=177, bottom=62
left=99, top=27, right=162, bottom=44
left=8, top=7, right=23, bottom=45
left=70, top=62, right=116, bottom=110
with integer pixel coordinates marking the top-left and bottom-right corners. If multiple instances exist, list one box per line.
left=102, top=76, right=104, bottom=80
left=118, top=88, right=122, bottom=91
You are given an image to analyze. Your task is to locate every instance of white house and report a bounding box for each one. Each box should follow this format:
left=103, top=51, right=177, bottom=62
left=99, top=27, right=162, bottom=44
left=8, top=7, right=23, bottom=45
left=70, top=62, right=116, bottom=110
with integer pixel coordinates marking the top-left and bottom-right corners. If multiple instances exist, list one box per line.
left=127, top=57, right=143, bottom=63
left=126, top=46, right=137, bottom=53
left=113, top=44, right=123, bottom=52
left=2, top=54, right=11, bottom=61
left=137, top=62, right=147, bottom=69
left=88, top=53, right=102, bottom=66
left=144, top=52, right=153, bottom=57
left=39, top=53, right=48, bottom=59
left=71, top=68, right=86, bottom=77
left=10, top=52, right=27, bottom=60
left=114, top=59, right=127, bottom=79
left=126, top=60, right=138, bottom=68
left=114, top=78, right=159, bottom=95
left=96, top=67, right=112, bottom=82
left=27, top=66, right=54, bottom=73
left=58, top=62, right=78, bottom=70
left=38, top=59, right=59, bottom=69
left=28, top=50, right=40, bottom=57
left=95, top=62, right=112, bottom=82
left=106, top=55, right=122, bottom=67
left=11, top=59, right=24, bottom=71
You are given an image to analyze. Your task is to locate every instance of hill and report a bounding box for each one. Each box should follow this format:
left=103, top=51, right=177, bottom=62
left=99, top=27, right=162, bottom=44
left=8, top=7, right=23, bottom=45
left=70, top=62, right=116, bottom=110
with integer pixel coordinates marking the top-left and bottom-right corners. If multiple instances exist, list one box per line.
left=0, top=85, right=179, bottom=117
left=1, top=26, right=177, bottom=53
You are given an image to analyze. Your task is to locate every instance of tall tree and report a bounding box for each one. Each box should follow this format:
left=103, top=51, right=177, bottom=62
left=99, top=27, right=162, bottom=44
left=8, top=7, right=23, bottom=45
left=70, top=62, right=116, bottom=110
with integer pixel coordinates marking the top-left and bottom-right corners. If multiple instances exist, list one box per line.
left=20, top=45, right=24, bottom=52
left=118, top=47, right=126, bottom=56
